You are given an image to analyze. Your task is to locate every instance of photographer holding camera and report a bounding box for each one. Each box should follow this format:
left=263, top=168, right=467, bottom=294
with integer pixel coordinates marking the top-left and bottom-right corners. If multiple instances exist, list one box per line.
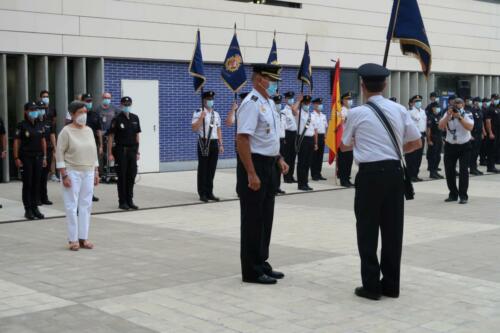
left=438, top=98, right=474, bottom=204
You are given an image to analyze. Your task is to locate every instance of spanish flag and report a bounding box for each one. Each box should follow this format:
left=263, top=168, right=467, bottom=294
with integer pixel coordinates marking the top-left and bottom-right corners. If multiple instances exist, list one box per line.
left=325, top=59, right=342, bottom=164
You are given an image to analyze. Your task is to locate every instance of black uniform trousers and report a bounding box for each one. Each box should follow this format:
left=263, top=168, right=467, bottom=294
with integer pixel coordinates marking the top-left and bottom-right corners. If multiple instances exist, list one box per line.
left=310, top=134, right=325, bottom=179
left=21, top=154, right=43, bottom=210
left=354, top=160, right=404, bottom=295
left=297, top=136, right=313, bottom=187
left=426, top=135, right=442, bottom=172
left=40, top=147, right=53, bottom=202
left=237, top=154, right=277, bottom=279
left=197, top=139, right=219, bottom=197
left=283, top=130, right=297, bottom=182
left=496, top=128, right=500, bottom=164
left=114, top=145, right=138, bottom=205
left=405, top=134, right=425, bottom=178
left=469, top=135, right=482, bottom=171
left=485, top=138, right=496, bottom=170
left=444, top=142, right=471, bottom=200
left=479, top=138, right=487, bottom=165
left=337, top=150, right=354, bottom=181
left=274, top=138, right=286, bottom=191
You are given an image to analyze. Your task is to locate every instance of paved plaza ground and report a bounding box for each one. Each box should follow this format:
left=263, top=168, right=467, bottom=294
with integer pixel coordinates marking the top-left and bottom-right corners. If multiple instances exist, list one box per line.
left=0, top=162, right=499, bottom=332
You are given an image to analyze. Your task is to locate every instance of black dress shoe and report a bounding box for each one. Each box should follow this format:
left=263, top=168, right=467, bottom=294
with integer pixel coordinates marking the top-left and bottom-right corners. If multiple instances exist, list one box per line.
left=340, top=181, right=352, bottom=188
left=476, top=170, right=484, bottom=175
left=311, top=177, right=320, bottom=181
left=207, top=194, right=220, bottom=202
left=92, top=196, right=99, bottom=202
left=24, top=209, right=35, bottom=220
left=459, top=198, right=468, bottom=204
left=354, top=287, right=381, bottom=301
left=416, top=177, right=424, bottom=182
left=306, top=186, right=314, bottom=191
left=298, top=185, right=309, bottom=191
left=41, top=199, right=53, bottom=205
left=444, top=197, right=458, bottom=202
left=242, top=274, right=277, bottom=285
left=437, top=167, right=442, bottom=171
left=487, top=168, right=500, bottom=173
left=32, top=207, right=45, bottom=219
left=319, top=176, right=327, bottom=181
left=276, top=188, right=286, bottom=195
left=265, top=270, right=285, bottom=279
left=429, top=173, right=440, bottom=179
left=291, top=178, right=298, bottom=183
left=128, top=202, right=139, bottom=210
left=382, top=289, right=399, bottom=298
left=119, top=203, right=130, bottom=210
left=199, top=195, right=209, bottom=203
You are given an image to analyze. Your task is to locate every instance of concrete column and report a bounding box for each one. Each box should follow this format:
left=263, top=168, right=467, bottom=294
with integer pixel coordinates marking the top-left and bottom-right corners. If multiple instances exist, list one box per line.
left=55, top=57, right=68, bottom=132
left=427, top=73, right=435, bottom=96
left=418, top=73, right=428, bottom=106
left=471, top=75, right=479, bottom=97
left=492, top=76, right=499, bottom=95
left=390, top=71, right=400, bottom=103
left=384, top=73, right=391, bottom=98
left=16, top=55, right=29, bottom=122
left=400, top=72, right=410, bottom=108
left=410, top=72, right=419, bottom=99
left=35, top=56, right=49, bottom=97
left=86, top=57, right=104, bottom=103
left=73, top=57, right=86, bottom=99
left=0, top=55, right=8, bottom=182
left=485, top=76, right=492, bottom=98
left=478, top=76, right=484, bottom=98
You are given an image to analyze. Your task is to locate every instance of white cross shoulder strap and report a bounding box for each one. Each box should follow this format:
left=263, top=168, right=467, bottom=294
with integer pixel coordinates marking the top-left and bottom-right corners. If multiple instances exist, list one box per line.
left=365, top=101, right=415, bottom=200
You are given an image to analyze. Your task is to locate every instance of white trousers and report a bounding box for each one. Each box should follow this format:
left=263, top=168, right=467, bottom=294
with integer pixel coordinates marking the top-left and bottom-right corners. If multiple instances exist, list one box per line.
left=62, top=170, right=94, bottom=242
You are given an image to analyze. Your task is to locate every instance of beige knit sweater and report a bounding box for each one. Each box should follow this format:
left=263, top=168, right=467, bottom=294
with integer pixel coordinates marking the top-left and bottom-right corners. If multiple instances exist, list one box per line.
left=56, top=125, right=98, bottom=172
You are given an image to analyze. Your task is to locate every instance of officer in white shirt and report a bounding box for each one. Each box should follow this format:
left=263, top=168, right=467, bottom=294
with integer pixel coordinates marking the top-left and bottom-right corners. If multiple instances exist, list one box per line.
left=337, top=92, right=355, bottom=187
left=295, top=95, right=317, bottom=191
left=282, top=91, right=300, bottom=183
left=236, top=64, right=289, bottom=285
left=310, top=97, right=328, bottom=181
left=273, top=95, right=286, bottom=195
left=340, top=63, right=422, bottom=301
left=438, top=97, right=474, bottom=204
left=191, top=91, right=223, bottom=203
left=405, top=95, right=427, bottom=182
left=225, top=92, right=249, bottom=128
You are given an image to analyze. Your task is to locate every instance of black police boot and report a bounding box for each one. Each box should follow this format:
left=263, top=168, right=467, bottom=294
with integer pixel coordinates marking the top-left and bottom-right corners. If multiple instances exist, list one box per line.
left=207, top=194, right=220, bottom=202
left=119, top=203, right=130, bottom=210
left=32, top=207, right=45, bottom=219
left=24, top=209, right=35, bottom=220
left=242, top=274, right=277, bottom=285
left=354, top=287, right=381, bottom=301
left=92, top=195, right=99, bottom=202
left=199, top=195, right=209, bottom=203
left=128, top=202, right=139, bottom=210
left=41, top=199, right=53, bottom=205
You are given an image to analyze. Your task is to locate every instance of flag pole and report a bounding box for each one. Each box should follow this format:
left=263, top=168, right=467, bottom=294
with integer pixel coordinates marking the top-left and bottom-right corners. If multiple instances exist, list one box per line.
left=382, top=39, right=391, bottom=68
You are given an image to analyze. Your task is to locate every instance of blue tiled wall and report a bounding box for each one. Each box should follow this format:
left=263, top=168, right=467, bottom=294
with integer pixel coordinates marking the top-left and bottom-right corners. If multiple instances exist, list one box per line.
left=104, top=59, right=332, bottom=163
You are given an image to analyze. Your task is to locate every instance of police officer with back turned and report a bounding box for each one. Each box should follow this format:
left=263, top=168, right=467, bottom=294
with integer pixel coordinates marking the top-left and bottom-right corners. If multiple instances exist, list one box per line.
left=237, top=64, right=289, bottom=285
left=340, top=63, right=422, bottom=300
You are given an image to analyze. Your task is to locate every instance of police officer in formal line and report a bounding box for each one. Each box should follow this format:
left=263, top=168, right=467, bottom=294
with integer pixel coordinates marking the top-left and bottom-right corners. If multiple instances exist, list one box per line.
left=340, top=63, right=422, bottom=300
left=406, top=95, right=427, bottom=182
left=95, top=92, right=119, bottom=177
left=439, top=98, right=474, bottom=204
left=282, top=91, right=300, bottom=183
left=469, top=97, right=486, bottom=175
left=192, top=91, right=223, bottom=202
left=464, top=96, right=473, bottom=112
left=485, top=96, right=500, bottom=173
left=37, top=101, right=56, bottom=205
left=82, top=93, right=102, bottom=202
left=490, top=93, right=500, bottom=164
left=236, top=63, right=289, bottom=285
left=0, top=116, right=6, bottom=209
left=426, top=92, right=439, bottom=112
left=310, top=97, right=328, bottom=181
left=108, top=96, right=141, bottom=210
left=13, top=102, right=48, bottom=220
left=225, top=92, right=248, bottom=128
left=296, top=95, right=317, bottom=191
left=426, top=102, right=444, bottom=179
left=479, top=97, right=491, bottom=166
left=39, top=90, right=57, bottom=128
left=337, top=92, right=354, bottom=187
left=273, top=94, right=286, bottom=194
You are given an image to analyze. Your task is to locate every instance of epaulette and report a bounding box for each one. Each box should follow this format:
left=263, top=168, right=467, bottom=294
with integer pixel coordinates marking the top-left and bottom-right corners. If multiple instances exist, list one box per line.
left=251, top=95, right=258, bottom=102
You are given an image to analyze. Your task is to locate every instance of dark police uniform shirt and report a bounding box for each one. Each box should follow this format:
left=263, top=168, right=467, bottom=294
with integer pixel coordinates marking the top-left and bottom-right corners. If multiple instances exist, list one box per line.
left=86, top=110, right=102, bottom=142
left=486, top=106, right=500, bottom=133
left=470, top=107, right=484, bottom=137
left=427, top=111, right=441, bottom=138
left=109, top=112, right=141, bottom=146
left=41, top=119, right=56, bottom=149
left=15, top=120, right=45, bottom=156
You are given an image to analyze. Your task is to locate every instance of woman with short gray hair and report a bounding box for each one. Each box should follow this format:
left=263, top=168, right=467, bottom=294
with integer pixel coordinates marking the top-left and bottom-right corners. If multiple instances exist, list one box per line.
left=56, top=101, right=99, bottom=251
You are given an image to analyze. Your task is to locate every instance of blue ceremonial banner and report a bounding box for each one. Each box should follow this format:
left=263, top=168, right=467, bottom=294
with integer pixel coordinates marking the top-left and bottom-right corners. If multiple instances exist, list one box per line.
left=298, top=40, right=312, bottom=88
left=386, top=0, right=431, bottom=76
left=267, top=32, right=278, bottom=65
left=188, top=29, right=206, bottom=92
left=221, top=28, right=247, bottom=92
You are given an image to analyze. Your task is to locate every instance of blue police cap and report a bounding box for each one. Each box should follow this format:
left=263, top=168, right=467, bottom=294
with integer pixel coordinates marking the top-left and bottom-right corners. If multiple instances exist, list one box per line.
left=358, top=63, right=390, bottom=82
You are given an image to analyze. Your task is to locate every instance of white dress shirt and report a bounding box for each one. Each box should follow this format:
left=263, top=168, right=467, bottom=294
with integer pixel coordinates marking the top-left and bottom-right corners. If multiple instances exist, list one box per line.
left=313, top=111, right=328, bottom=134
left=296, top=108, right=315, bottom=137
left=283, top=104, right=297, bottom=131
left=442, top=112, right=474, bottom=144
left=192, top=108, right=221, bottom=140
left=409, top=107, right=427, bottom=133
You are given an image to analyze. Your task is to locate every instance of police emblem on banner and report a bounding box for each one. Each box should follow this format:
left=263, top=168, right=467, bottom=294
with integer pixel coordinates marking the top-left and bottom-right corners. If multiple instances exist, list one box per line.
left=225, top=55, right=242, bottom=73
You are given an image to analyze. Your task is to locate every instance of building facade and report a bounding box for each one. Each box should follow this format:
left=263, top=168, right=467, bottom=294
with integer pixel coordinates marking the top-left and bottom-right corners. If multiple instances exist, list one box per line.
left=0, top=0, right=499, bottom=179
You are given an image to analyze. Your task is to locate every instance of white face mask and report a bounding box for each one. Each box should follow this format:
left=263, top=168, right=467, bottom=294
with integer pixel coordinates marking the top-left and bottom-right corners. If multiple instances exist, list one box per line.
left=75, top=113, right=87, bottom=126
left=347, top=100, right=353, bottom=108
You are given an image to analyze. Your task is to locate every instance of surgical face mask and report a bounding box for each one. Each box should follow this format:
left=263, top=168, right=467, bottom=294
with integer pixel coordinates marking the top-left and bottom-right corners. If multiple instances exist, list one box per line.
left=85, top=102, right=93, bottom=110
left=28, top=111, right=39, bottom=119
left=123, top=106, right=131, bottom=113
left=42, top=97, right=49, bottom=104
left=75, top=113, right=87, bottom=126
left=206, top=100, right=214, bottom=109
left=415, top=101, right=422, bottom=109
left=347, top=100, right=353, bottom=108
left=435, top=97, right=440, bottom=103
left=102, top=98, right=111, bottom=106
left=266, top=81, right=278, bottom=97
left=434, top=107, right=441, bottom=114
left=287, top=98, right=295, bottom=105
left=317, top=104, right=324, bottom=112
left=38, top=109, right=46, bottom=117
left=302, top=104, right=310, bottom=112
